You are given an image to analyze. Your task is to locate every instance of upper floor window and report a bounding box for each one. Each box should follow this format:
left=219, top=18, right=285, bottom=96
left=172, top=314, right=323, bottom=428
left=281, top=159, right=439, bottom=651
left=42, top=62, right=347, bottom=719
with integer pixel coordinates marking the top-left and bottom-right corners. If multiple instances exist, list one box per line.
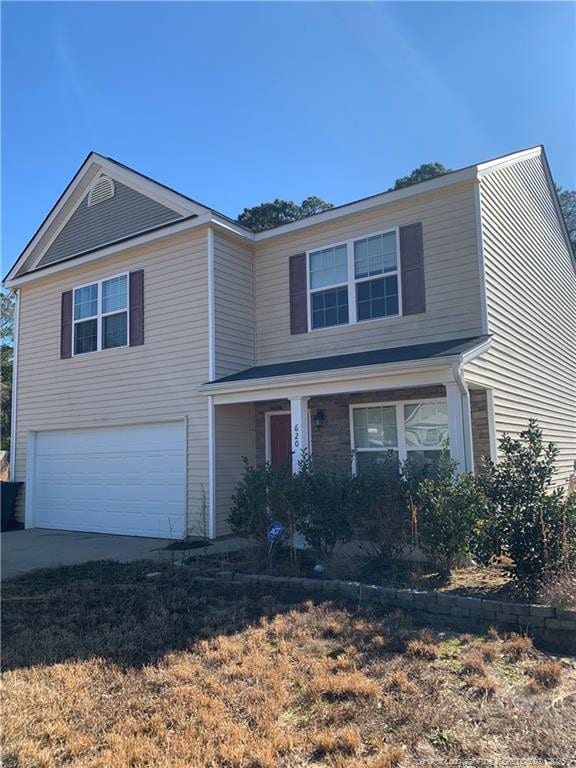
left=354, top=232, right=399, bottom=321
left=308, top=228, right=401, bottom=330
left=309, top=244, right=349, bottom=329
left=73, top=274, right=128, bottom=354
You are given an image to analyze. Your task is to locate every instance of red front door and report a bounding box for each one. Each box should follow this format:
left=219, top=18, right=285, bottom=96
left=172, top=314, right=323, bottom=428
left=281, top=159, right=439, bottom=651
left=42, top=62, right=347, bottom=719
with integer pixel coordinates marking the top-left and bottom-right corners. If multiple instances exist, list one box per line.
left=269, top=414, right=292, bottom=466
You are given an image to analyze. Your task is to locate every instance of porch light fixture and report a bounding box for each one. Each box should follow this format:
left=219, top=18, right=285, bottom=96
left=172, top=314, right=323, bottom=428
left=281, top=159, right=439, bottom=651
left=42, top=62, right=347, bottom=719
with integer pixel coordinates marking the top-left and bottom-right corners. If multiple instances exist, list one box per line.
left=314, top=409, right=326, bottom=429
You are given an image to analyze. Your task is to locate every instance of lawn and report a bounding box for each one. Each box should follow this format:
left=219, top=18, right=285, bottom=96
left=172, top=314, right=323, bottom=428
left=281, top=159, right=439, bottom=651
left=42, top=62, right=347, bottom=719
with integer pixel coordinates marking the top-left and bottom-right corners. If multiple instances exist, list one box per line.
left=2, top=562, right=576, bottom=768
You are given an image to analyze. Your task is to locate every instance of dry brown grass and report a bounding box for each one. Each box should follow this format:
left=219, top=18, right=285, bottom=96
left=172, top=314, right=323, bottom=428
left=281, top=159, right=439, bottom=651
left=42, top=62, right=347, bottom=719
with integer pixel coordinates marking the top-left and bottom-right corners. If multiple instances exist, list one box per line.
left=406, top=638, right=439, bottom=660
left=461, top=649, right=488, bottom=676
left=463, top=672, right=499, bottom=698
left=2, top=561, right=576, bottom=768
left=387, top=669, right=418, bottom=695
left=315, top=668, right=380, bottom=701
left=309, top=725, right=361, bottom=757
left=501, top=634, right=535, bottom=660
left=527, top=661, right=563, bottom=690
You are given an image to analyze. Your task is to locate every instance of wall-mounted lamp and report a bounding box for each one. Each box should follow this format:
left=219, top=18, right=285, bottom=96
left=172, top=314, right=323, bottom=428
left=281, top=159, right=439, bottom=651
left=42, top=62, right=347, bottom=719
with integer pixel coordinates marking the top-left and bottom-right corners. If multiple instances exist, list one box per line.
left=314, top=409, right=326, bottom=429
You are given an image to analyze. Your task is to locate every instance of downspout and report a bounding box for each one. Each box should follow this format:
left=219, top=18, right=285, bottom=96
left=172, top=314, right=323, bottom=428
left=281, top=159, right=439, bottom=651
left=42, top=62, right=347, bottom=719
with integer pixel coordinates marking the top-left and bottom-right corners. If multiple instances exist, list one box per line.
left=451, top=360, right=474, bottom=473
left=9, top=289, right=20, bottom=481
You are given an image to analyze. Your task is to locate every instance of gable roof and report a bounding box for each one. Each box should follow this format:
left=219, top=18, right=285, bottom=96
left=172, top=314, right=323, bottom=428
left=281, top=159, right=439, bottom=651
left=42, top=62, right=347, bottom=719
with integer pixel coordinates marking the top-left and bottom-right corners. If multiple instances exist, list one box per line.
left=4, top=152, right=215, bottom=283
left=5, top=144, right=572, bottom=286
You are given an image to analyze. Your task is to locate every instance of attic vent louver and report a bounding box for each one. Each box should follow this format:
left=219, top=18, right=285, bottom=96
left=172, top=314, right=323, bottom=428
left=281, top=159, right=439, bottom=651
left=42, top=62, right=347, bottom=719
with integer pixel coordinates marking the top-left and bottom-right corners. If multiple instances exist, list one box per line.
left=87, top=176, right=115, bottom=206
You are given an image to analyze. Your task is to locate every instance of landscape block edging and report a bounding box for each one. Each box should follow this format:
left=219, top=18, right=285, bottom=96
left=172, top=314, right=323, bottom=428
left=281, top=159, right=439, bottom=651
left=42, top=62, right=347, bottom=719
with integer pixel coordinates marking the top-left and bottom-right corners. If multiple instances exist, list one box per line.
left=202, top=571, right=576, bottom=653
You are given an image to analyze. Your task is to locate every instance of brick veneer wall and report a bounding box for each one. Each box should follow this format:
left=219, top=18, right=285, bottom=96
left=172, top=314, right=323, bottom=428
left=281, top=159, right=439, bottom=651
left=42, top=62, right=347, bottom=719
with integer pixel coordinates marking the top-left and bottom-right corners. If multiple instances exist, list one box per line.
left=255, top=387, right=446, bottom=469
left=308, top=386, right=446, bottom=470
left=470, top=388, right=492, bottom=474
left=254, top=386, right=492, bottom=475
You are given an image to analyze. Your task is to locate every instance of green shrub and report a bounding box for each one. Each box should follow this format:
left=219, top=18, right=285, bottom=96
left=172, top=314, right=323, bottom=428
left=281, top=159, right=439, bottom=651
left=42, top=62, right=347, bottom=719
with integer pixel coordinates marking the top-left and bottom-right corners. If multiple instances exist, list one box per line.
left=294, top=454, right=353, bottom=560
left=349, top=451, right=411, bottom=567
left=413, top=450, right=486, bottom=578
left=476, top=421, right=576, bottom=579
left=228, top=458, right=297, bottom=545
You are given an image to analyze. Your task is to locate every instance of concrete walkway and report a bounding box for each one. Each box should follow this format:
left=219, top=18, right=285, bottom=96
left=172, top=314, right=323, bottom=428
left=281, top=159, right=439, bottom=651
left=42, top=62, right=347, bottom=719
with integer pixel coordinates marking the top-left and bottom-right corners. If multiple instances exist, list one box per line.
left=1, top=528, right=250, bottom=580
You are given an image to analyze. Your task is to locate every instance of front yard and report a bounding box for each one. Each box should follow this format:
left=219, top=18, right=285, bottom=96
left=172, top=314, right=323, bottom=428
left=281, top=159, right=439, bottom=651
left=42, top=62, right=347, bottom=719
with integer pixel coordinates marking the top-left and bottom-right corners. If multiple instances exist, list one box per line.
left=2, top=561, right=576, bottom=768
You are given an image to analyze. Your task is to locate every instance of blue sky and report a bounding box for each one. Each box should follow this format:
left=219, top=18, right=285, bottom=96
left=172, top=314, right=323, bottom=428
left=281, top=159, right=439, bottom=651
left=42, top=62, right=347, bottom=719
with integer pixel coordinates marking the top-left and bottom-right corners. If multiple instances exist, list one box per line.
left=2, top=1, right=575, bottom=272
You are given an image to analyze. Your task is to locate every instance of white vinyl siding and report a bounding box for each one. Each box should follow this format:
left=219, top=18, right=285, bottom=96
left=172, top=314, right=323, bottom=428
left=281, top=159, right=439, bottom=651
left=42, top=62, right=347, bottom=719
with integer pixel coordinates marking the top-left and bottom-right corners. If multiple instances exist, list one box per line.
left=13, top=228, right=210, bottom=534
left=466, top=154, right=576, bottom=485
left=254, top=180, right=483, bottom=363
left=213, top=231, right=255, bottom=379
left=214, top=403, right=256, bottom=537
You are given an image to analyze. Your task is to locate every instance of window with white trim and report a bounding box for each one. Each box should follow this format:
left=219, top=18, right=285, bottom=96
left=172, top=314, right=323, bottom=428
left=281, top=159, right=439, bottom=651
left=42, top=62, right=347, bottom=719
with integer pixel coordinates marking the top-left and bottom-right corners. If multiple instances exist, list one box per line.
left=354, top=232, right=399, bottom=321
left=309, top=244, right=349, bottom=329
left=351, top=400, right=448, bottom=474
left=308, top=228, right=401, bottom=330
left=73, top=274, right=128, bottom=355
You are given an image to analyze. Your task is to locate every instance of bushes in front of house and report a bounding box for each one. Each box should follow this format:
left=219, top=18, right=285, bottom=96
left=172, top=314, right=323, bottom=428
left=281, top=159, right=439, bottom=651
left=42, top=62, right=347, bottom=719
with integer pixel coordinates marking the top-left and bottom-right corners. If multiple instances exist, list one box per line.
left=228, top=420, right=576, bottom=584
left=412, top=451, right=488, bottom=578
left=475, top=421, right=576, bottom=580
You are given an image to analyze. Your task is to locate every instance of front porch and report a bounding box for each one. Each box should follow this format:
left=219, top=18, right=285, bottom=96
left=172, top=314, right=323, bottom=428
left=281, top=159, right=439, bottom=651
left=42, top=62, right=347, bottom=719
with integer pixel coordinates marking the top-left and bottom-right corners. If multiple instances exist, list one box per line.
left=206, top=336, right=494, bottom=537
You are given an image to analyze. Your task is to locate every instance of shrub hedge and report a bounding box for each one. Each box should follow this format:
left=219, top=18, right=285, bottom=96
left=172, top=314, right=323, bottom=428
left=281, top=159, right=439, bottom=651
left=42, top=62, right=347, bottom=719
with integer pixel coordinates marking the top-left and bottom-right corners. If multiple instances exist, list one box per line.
left=228, top=420, right=576, bottom=584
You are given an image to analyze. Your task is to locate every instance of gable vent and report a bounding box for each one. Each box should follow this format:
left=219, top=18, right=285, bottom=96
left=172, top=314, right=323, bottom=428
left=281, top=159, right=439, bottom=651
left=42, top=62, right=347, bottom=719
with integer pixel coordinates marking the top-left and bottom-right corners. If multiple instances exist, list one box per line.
left=87, top=176, right=115, bottom=206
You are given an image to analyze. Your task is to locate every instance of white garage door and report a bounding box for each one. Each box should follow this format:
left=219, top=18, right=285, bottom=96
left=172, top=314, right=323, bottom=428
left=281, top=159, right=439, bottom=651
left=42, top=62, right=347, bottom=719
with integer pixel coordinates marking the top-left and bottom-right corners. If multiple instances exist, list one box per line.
left=31, top=422, right=186, bottom=539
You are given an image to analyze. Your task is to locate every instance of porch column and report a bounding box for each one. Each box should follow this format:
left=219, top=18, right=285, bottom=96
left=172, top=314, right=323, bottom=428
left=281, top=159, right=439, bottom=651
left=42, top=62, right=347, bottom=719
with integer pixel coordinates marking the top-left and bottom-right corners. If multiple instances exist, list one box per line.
left=445, top=383, right=467, bottom=472
left=289, top=397, right=309, bottom=473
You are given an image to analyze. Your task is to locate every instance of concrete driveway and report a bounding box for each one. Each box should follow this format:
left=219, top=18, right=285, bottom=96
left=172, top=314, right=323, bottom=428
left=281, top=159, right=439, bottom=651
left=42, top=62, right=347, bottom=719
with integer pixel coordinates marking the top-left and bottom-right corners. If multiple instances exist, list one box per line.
left=1, top=529, right=247, bottom=580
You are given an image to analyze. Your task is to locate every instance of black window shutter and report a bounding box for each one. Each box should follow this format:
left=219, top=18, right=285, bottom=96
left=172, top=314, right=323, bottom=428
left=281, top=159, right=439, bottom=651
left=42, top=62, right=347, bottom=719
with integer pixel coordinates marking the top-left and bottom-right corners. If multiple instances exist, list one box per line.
left=399, top=222, right=426, bottom=315
left=289, top=253, right=308, bottom=334
left=60, top=290, right=73, bottom=359
left=129, top=270, right=144, bottom=346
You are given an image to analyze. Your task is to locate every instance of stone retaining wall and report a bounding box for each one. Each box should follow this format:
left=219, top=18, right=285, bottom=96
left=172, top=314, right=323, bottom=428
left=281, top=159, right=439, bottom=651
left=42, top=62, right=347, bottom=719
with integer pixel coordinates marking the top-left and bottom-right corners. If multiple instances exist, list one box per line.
left=202, top=571, right=576, bottom=654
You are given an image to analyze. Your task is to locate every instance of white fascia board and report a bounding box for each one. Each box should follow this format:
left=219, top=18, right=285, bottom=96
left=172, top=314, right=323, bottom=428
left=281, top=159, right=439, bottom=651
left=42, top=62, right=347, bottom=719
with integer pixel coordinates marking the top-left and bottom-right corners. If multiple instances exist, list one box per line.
left=207, top=338, right=492, bottom=405
left=460, top=336, right=492, bottom=365
left=209, top=214, right=254, bottom=240
left=210, top=365, right=454, bottom=405
left=205, top=358, right=458, bottom=405
left=4, top=153, right=98, bottom=282
left=253, top=168, right=478, bottom=241
left=93, top=155, right=206, bottom=217
left=539, top=149, right=576, bottom=268
left=4, top=154, right=209, bottom=284
left=476, top=146, right=542, bottom=176
left=4, top=215, right=212, bottom=288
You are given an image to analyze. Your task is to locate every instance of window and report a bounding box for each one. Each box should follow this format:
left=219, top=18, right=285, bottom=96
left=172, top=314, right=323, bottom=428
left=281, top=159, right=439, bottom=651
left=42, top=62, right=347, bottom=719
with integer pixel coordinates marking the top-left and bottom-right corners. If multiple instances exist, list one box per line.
left=351, top=400, right=448, bottom=474
left=354, top=232, right=399, bottom=321
left=73, top=274, right=128, bottom=355
left=309, top=244, right=349, bottom=329
left=404, top=401, right=448, bottom=472
left=307, top=228, right=401, bottom=330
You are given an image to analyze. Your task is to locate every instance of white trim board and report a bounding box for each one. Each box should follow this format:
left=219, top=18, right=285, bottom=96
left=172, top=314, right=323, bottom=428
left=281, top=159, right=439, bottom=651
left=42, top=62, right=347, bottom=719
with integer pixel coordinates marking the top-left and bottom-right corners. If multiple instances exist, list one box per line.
left=306, top=226, right=402, bottom=332
left=349, top=396, right=447, bottom=475
left=210, top=366, right=455, bottom=406
left=4, top=152, right=210, bottom=284
left=9, top=289, right=20, bottom=481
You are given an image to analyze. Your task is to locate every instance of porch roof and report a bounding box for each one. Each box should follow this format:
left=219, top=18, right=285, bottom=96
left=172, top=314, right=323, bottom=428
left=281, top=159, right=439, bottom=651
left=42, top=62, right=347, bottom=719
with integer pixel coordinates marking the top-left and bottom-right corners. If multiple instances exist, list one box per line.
left=210, top=336, right=490, bottom=385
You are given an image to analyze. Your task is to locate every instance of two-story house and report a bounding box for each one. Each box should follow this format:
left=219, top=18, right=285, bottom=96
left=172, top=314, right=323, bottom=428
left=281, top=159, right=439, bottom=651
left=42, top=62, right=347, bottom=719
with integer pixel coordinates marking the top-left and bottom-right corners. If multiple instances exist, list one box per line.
left=4, top=146, right=575, bottom=540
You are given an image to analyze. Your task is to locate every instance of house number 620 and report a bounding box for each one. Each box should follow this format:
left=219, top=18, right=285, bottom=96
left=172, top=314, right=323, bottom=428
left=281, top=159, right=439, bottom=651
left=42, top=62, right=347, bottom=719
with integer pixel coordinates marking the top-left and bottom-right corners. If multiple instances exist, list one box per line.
left=293, top=423, right=300, bottom=448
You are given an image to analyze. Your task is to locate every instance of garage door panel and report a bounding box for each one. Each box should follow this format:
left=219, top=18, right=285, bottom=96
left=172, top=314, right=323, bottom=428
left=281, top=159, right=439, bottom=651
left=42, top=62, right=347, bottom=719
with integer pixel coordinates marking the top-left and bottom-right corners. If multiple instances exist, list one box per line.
left=32, top=422, right=186, bottom=539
